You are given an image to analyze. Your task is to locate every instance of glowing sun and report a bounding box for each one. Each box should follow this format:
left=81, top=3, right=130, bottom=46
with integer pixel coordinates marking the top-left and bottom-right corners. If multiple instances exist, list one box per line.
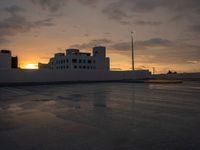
left=25, top=64, right=38, bottom=69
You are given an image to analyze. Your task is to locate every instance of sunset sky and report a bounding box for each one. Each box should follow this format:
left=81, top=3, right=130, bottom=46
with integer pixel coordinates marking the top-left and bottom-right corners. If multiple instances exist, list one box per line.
left=0, top=0, right=200, bottom=73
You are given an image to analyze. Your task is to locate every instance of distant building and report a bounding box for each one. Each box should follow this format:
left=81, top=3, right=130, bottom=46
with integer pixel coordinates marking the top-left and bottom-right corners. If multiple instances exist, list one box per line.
left=0, top=50, right=18, bottom=69
left=39, top=46, right=110, bottom=71
left=0, top=50, right=11, bottom=69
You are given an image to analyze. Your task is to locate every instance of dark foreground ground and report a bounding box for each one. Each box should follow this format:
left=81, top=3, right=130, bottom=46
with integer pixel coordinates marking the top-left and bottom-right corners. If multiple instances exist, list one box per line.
left=0, top=81, right=200, bottom=150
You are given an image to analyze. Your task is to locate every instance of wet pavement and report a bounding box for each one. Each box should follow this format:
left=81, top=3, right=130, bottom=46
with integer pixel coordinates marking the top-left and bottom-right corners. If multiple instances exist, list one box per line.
left=0, top=82, right=200, bottom=150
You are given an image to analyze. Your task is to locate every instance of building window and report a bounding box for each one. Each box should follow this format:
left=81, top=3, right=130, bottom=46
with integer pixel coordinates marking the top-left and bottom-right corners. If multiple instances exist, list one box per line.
left=87, top=66, right=89, bottom=69
left=93, top=60, right=95, bottom=64
left=66, top=59, right=68, bottom=63
left=88, top=60, right=91, bottom=64
left=79, top=66, right=82, bottom=69
left=83, top=60, right=86, bottom=63
left=83, top=66, right=86, bottom=69
left=79, top=59, right=82, bottom=63
left=74, top=65, right=77, bottom=69
left=72, top=59, right=77, bottom=63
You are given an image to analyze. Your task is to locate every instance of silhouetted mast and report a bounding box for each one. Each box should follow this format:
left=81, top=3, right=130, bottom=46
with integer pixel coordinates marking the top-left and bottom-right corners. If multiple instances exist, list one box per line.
left=131, top=32, right=134, bottom=71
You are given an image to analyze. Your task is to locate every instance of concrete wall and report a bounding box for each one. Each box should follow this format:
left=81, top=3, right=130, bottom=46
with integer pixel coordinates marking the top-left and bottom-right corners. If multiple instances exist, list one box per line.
left=152, top=73, right=200, bottom=80
left=0, top=69, right=151, bottom=84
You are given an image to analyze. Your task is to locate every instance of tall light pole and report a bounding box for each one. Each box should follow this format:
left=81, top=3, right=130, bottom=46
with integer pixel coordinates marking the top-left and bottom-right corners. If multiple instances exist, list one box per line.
left=131, top=32, right=134, bottom=71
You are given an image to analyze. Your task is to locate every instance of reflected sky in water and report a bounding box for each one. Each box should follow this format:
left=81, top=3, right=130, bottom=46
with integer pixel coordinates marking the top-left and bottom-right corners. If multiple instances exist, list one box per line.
left=0, top=82, right=200, bottom=150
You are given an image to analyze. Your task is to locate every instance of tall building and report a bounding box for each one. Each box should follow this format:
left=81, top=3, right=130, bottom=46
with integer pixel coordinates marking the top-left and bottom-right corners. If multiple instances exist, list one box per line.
left=39, top=46, right=110, bottom=71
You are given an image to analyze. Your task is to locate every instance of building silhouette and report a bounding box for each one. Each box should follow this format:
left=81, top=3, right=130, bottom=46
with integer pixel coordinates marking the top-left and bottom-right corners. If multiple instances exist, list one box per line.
left=0, top=50, right=18, bottom=69
left=39, top=46, right=110, bottom=71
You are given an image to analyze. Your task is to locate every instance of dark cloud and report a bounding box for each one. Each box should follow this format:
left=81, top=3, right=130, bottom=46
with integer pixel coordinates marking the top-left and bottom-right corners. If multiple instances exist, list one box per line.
left=0, top=5, right=54, bottom=44
left=78, top=0, right=98, bottom=6
left=103, top=1, right=129, bottom=21
left=33, top=18, right=54, bottom=27
left=190, top=25, right=200, bottom=32
left=30, top=0, right=67, bottom=12
left=139, top=47, right=200, bottom=65
left=110, top=38, right=173, bottom=51
left=110, top=37, right=200, bottom=64
left=133, top=0, right=199, bottom=14
left=70, top=38, right=112, bottom=49
left=0, top=15, right=54, bottom=36
left=30, top=0, right=99, bottom=12
left=136, top=38, right=173, bottom=49
left=103, top=0, right=200, bottom=25
left=134, top=20, right=162, bottom=26
left=110, top=42, right=130, bottom=51
left=0, top=16, right=28, bottom=36
left=4, top=5, right=25, bottom=16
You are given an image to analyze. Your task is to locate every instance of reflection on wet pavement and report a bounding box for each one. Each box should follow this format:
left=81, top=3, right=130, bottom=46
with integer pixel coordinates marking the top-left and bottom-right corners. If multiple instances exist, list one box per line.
left=0, top=82, right=200, bottom=150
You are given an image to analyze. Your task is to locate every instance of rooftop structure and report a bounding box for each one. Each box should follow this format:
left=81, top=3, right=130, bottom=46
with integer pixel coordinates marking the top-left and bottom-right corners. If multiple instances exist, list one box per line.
left=0, top=50, right=18, bottom=69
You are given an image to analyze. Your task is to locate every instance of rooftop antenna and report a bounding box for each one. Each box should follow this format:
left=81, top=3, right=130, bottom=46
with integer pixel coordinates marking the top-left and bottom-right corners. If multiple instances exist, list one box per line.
left=131, top=31, right=134, bottom=71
